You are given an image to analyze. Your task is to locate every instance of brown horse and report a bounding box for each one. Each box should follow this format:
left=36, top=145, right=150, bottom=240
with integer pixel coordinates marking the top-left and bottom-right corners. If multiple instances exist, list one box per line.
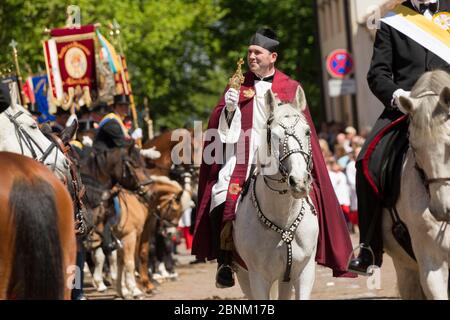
left=0, top=152, right=76, bottom=299
left=143, top=128, right=202, bottom=178
left=114, top=169, right=192, bottom=298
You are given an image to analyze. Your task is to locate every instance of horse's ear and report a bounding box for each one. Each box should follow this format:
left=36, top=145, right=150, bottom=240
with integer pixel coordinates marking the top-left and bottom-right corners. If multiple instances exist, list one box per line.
left=439, top=87, right=450, bottom=113
left=293, top=86, right=307, bottom=112
left=61, top=118, right=78, bottom=144
left=265, top=89, right=277, bottom=114
left=398, top=96, right=416, bottom=114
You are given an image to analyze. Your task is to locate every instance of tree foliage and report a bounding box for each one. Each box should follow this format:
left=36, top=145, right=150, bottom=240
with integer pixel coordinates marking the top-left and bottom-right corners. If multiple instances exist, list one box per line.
left=0, top=0, right=322, bottom=131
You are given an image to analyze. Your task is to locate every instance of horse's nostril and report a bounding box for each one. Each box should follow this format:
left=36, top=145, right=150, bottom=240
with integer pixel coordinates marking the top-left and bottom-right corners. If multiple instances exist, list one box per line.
left=289, top=176, right=296, bottom=186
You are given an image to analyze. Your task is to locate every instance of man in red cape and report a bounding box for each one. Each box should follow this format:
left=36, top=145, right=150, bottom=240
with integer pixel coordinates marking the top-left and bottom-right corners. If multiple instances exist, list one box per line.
left=192, top=28, right=355, bottom=288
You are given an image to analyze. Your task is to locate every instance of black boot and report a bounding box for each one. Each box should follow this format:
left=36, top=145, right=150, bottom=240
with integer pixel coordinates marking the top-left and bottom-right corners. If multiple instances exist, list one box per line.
left=216, top=264, right=235, bottom=288
left=215, top=250, right=235, bottom=288
left=348, top=246, right=375, bottom=276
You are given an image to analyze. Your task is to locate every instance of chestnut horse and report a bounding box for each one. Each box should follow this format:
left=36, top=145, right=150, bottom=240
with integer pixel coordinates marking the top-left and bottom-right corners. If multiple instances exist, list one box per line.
left=112, top=169, right=192, bottom=298
left=0, top=152, right=76, bottom=299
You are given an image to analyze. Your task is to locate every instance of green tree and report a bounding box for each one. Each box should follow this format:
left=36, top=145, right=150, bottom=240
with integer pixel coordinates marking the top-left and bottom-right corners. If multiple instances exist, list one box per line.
left=0, top=0, right=322, bottom=130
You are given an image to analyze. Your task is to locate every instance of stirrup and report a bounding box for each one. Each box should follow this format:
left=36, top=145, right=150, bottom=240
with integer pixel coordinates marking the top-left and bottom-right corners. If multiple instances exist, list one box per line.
left=347, top=243, right=376, bottom=276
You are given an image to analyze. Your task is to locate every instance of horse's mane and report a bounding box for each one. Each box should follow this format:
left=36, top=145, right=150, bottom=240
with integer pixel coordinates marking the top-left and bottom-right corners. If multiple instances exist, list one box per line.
left=150, top=175, right=182, bottom=192
left=409, top=70, right=450, bottom=144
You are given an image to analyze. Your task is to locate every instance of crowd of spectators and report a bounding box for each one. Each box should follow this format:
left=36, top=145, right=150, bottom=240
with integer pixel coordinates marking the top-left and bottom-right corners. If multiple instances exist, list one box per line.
left=318, top=121, right=371, bottom=234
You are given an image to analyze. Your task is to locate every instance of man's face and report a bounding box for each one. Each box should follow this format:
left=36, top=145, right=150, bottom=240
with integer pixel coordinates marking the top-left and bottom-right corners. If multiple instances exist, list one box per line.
left=114, top=103, right=129, bottom=119
left=247, top=45, right=277, bottom=77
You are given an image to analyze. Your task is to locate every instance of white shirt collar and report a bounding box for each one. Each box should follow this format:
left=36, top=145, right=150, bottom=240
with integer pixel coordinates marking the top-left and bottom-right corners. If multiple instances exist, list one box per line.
left=411, top=0, right=438, bottom=11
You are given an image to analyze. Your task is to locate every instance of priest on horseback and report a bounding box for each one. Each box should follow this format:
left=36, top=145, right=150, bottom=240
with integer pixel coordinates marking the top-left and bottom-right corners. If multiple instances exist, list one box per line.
left=192, top=28, right=355, bottom=289
left=348, top=0, right=450, bottom=275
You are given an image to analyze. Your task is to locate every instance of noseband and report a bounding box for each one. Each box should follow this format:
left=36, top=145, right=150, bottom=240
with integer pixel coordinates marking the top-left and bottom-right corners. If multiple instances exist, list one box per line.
left=265, top=114, right=313, bottom=193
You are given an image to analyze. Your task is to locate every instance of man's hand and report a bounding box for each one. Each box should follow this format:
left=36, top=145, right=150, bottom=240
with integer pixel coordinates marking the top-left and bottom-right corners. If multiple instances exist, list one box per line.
left=82, top=135, right=93, bottom=147
left=393, top=89, right=411, bottom=114
left=224, top=88, right=239, bottom=112
left=131, top=127, right=143, bottom=140
left=140, top=146, right=161, bottom=160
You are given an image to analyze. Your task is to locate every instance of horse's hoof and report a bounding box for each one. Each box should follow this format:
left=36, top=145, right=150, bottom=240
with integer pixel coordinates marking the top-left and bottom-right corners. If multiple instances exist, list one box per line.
left=95, top=282, right=107, bottom=292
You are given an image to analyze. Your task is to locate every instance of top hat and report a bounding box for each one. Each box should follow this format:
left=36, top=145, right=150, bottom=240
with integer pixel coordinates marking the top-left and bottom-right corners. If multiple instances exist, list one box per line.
left=113, top=94, right=130, bottom=106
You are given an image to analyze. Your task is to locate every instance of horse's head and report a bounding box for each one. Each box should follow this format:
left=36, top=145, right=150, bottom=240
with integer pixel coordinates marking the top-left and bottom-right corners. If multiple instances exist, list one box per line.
left=139, top=173, right=193, bottom=225
left=0, top=102, right=70, bottom=181
left=264, top=87, right=313, bottom=199
left=108, top=143, right=146, bottom=191
left=399, top=70, right=450, bottom=222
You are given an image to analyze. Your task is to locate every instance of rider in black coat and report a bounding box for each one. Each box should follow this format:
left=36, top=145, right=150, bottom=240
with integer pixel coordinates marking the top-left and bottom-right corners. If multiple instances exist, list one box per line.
left=349, top=0, right=450, bottom=274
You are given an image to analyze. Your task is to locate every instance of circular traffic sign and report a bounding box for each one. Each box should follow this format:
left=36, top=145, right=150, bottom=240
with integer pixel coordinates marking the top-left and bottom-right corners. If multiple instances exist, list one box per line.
left=326, top=49, right=354, bottom=79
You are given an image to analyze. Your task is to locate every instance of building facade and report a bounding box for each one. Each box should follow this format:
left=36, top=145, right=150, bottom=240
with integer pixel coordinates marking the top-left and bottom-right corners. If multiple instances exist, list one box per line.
left=316, top=0, right=401, bottom=131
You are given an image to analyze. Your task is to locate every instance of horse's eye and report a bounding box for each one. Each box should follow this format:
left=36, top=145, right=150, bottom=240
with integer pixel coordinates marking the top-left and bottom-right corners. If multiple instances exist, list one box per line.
left=30, top=123, right=38, bottom=129
left=305, top=129, right=310, bottom=136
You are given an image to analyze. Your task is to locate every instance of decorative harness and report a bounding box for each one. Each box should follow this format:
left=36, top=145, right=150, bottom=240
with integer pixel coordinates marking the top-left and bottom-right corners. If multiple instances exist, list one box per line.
left=250, top=112, right=314, bottom=282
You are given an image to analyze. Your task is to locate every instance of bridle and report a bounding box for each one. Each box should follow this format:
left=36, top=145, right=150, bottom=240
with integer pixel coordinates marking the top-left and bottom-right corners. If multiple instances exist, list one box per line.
left=249, top=110, right=315, bottom=282
left=128, top=164, right=186, bottom=228
left=5, top=110, right=61, bottom=171
left=46, top=131, right=89, bottom=236
left=264, top=113, right=313, bottom=194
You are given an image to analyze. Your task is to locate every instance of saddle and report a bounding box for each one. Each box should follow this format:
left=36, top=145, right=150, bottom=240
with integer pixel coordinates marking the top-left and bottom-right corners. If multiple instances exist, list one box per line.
left=363, top=115, right=416, bottom=260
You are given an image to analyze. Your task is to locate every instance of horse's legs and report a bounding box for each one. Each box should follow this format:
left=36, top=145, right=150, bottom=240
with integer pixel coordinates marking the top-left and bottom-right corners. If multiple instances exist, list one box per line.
left=92, top=247, right=107, bottom=292
left=138, top=219, right=155, bottom=293
left=417, top=256, right=448, bottom=300
left=122, top=231, right=143, bottom=298
left=277, top=281, right=293, bottom=300
left=391, top=259, right=425, bottom=299
left=235, top=267, right=253, bottom=299
left=294, top=255, right=316, bottom=300
left=248, top=272, right=271, bottom=300
left=115, top=248, right=128, bottom=298
left=108, top=250, right=118, bottom=282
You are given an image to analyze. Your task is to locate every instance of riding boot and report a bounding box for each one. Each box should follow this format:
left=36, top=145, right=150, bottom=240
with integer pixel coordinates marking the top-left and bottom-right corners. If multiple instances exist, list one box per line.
left=216, top=250, right=235, bottom=288
left=209, top=203, right=235, bottom=288
left=348, top=160, right=383, bottom=275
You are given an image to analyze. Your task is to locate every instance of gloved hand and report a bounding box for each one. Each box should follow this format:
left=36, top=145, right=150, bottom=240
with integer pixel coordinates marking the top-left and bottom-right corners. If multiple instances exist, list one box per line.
left=224, top=88, right=239, bottom=112
left=131, top=127, right=143, bottom=140
left=393, top=89, right=411, bottom=114
left=140, top=146, right=161, bottom=160
left=82, top=135, right=93, bottom=147
left=65, top=113, right=78, bottom=127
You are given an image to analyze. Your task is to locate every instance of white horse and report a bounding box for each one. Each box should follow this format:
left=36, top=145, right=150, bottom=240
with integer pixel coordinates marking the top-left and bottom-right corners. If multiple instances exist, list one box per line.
left=233, top=87, right=319, bottom=300
left=382, top=70, right=450, bottom=300
left=0, top=83, right=70, bottom=181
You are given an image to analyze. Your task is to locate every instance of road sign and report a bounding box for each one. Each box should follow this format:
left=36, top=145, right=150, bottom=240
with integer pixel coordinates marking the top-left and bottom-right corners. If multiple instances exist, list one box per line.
left=326, top=49, right=354, bottom=79
left=328, top=78, right=356, bottom=97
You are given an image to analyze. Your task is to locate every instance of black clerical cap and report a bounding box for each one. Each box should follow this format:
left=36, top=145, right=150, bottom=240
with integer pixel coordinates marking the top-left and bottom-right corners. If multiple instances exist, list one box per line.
left=249, top=28, right=279, bottom=52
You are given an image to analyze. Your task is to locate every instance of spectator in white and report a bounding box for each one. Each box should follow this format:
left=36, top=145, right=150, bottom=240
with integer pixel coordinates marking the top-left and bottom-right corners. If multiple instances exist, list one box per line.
left=345, top=146, right=361, bottom=234
left=344, top=126, right=356, bottom=153
left=327, top=157, right=351, bottom=231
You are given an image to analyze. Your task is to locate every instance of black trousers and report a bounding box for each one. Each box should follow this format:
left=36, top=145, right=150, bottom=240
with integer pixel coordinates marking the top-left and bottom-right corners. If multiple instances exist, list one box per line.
left=355, top=160, right=383, bottom=266
left=355, top=108, right=405, bottom=267
left=209, top=203, right=231, bottom=265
